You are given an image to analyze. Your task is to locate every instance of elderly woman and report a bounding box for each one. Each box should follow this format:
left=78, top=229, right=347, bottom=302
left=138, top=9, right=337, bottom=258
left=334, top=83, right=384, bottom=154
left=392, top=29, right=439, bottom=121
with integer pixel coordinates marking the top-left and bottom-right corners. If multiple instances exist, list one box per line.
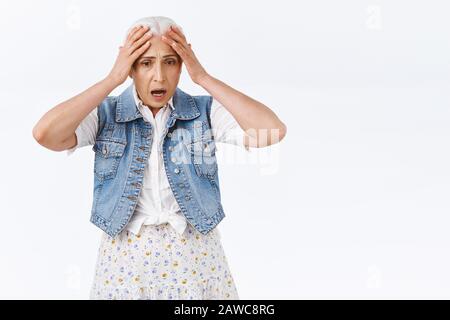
left=32, top=16, right=286, bottom=300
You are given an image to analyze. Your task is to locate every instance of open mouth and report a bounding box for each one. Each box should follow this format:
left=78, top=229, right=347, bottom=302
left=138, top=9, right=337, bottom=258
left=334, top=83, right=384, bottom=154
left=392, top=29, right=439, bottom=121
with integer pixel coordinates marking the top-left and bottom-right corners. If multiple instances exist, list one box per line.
left=151, top=89, right=167, bottom=99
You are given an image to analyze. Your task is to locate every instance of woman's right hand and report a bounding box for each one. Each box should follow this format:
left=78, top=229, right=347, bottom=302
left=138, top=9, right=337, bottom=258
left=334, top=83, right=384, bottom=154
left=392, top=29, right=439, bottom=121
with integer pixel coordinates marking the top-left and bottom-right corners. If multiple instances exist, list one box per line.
left=107, top=25, right=153, bottom=86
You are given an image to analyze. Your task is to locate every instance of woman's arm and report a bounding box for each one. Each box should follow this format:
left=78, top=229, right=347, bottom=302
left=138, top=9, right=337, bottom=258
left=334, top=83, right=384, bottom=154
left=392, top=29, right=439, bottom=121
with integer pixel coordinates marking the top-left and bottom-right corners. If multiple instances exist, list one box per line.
left=32, top=77, right=118, bottom=151
left=160, top=27, right=286, bottom=148
left=32, top=24, right=153, bottom=151
left=196, top=73, right=287, bottom=148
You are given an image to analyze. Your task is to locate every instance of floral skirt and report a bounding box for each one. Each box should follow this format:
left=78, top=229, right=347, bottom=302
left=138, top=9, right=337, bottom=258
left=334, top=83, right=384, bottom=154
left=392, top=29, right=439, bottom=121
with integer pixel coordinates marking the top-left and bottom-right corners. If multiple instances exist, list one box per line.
left=89, top=222, right=239, bottom=300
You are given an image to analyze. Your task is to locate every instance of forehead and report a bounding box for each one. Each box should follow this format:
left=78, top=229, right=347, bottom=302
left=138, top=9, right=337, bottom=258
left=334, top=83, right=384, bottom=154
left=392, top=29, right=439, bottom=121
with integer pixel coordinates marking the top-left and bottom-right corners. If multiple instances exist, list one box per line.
left=141, top=37, right=177, bottom=57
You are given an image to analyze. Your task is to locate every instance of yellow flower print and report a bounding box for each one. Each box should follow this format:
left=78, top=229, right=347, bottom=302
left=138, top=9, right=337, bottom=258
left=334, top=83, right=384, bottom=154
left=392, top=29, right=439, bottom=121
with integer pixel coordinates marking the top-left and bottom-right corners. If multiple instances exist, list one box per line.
left=145, top=251, right=151, bottom=256
left=134, top=276, right=140, bottom=282
left=181, top=279, right=188, bottom=284
left=173, top=261, right=179, bottom=267
left=192, top=270, right=197, bottom=275
left=161, top=273, right=168, bottom=278
left=111, top=239, right=115, bottom=245
left=118, top=278, right=123, bottom=283
left=127, top=238, right=132, bottom=244
left=211, top=266, right=216, bottom=272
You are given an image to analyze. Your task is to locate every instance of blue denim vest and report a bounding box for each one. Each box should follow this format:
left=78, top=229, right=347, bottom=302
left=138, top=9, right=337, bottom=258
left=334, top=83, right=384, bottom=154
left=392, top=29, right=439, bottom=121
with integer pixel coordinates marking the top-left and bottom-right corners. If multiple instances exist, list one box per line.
left=90, top=84, right=225, bottom=238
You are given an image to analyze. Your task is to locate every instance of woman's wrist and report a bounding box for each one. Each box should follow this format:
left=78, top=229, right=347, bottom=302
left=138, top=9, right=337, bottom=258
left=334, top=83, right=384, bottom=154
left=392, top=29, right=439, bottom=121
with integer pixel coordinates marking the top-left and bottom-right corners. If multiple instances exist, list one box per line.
left=103, top=74, right=123, bottom=91
left=193, top=71, right=211, bottom=86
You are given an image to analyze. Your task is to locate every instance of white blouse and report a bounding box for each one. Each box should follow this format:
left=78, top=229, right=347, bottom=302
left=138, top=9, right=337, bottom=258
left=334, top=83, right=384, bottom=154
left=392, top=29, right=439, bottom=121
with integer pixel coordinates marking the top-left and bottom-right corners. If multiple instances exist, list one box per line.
left=67, top=84, right=249, bottom=236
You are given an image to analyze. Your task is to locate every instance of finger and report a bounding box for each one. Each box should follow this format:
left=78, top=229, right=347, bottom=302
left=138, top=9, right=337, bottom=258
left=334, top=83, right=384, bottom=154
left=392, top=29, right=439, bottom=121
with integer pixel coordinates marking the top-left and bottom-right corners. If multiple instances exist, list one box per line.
left=130, top=40, right=151, bottom=60
left=129, top=25, right=149, bottom=46
left=127, top=25, right=150, bottom=48
left=162, top=34, right=187, bottom=51
left=126, top=25, right=143, bottom=42
left=129, top=31, right=152, bottom=55
left=166, top=27, right=187, bottom=47
left=169, top=25, right=186, bottom=41
left=124, top=26, right=142, bottom=48
left=167, top=40, right=187, bottom=61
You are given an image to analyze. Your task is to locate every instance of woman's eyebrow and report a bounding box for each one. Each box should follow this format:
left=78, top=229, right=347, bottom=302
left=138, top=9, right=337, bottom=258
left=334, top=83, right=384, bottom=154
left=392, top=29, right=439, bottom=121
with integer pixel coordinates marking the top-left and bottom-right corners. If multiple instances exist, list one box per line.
left=139, top=55, right=178, bottom=59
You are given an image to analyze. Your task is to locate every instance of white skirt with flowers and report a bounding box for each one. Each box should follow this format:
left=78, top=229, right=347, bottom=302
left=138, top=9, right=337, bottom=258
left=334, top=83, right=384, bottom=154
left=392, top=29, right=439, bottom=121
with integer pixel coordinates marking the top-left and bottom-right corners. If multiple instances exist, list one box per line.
left=89, top=222, right=239, bottom=300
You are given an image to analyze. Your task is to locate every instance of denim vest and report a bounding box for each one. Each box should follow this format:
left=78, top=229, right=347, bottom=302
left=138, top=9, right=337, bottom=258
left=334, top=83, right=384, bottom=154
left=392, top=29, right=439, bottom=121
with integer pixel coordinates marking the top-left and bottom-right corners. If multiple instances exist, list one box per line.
left=90, top=84, right=225, bottom=238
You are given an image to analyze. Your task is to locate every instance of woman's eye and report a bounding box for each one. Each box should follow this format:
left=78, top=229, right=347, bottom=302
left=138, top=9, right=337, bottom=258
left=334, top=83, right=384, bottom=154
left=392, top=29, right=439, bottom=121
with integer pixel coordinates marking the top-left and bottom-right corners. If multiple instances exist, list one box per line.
left=140, top=60, right=176, bottom=67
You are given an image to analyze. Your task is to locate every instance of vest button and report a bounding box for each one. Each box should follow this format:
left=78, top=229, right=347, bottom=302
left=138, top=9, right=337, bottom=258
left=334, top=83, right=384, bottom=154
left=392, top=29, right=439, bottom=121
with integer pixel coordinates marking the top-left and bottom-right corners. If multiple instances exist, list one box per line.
left=167, top=132, right=172, bottom=137
left=168, top=146, right=173, bottom=151
left=174, top=168, right=180, bottom=174
left=185, top=195, right=191, bottom=201
left=171, top=157, right=177, bottom=163
left=102, top=147, right=107, bottom=155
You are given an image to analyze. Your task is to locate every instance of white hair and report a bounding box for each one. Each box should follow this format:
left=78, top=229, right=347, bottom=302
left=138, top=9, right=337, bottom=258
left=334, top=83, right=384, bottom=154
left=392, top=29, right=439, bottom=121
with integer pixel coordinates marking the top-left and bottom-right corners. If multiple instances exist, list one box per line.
left=124, top=16, right=185, bottom=43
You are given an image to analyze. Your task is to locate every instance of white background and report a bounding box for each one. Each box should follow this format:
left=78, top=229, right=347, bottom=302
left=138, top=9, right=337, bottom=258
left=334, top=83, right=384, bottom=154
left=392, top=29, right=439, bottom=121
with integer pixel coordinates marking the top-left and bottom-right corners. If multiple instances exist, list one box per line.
left=0, top=0, right=449, bottom=299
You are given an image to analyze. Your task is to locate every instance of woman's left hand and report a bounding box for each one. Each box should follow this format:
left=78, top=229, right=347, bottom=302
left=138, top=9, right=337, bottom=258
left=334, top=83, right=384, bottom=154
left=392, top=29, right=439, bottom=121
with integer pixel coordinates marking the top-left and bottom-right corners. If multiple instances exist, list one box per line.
left=162, top=25, right=209, bottom=84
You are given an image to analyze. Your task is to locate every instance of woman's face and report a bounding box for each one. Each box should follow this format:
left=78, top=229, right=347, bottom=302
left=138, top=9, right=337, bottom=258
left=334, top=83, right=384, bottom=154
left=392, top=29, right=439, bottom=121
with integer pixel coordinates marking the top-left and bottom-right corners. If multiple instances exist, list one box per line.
left=130, top=35, right=182, bottom=108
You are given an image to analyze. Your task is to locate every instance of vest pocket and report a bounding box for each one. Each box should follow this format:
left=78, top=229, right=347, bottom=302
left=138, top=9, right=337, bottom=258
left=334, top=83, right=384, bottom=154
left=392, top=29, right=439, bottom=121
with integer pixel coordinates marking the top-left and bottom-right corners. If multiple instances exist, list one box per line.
left=92, top=140, right=126, bottom=181
left=186, top=139, right=218, bottom=178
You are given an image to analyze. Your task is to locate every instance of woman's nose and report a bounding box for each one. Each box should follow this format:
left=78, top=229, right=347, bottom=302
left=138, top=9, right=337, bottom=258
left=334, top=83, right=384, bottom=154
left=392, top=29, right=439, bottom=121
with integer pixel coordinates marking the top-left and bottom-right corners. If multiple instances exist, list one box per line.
left=154, top=63, right=165, bottom=81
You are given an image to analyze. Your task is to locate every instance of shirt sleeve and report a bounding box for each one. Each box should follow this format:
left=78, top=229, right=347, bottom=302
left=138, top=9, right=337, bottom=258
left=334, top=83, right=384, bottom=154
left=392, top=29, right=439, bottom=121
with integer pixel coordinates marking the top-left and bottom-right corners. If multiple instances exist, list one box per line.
left=210, top=98, right=250, bottom=152
left=66, top=107, right=99, bottom=156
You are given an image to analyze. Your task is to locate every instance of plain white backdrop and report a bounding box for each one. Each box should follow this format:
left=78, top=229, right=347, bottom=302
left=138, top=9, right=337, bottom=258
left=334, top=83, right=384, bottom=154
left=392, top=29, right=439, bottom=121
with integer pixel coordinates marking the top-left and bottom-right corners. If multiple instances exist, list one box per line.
left=0, top=0, right=449, bottom=299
